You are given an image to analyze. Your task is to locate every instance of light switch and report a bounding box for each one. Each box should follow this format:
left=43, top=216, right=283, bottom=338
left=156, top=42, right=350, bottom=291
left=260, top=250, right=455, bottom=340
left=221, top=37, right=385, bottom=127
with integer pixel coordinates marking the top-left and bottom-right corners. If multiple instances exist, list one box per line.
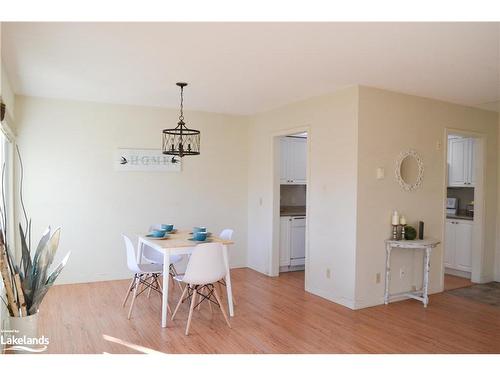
left=376, top=167, right=385, bottom=180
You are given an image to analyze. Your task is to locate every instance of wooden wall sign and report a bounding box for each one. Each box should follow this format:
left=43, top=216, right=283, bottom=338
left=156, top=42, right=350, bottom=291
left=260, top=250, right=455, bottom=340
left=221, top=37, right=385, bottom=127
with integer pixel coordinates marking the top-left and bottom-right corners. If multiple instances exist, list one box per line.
left=114, top=148, right=181, bottom=172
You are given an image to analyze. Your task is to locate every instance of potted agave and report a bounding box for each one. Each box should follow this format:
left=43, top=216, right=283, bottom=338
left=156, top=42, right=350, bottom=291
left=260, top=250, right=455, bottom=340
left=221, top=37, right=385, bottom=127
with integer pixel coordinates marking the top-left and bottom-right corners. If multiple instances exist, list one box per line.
left=0, top=147, right=70, bottom=352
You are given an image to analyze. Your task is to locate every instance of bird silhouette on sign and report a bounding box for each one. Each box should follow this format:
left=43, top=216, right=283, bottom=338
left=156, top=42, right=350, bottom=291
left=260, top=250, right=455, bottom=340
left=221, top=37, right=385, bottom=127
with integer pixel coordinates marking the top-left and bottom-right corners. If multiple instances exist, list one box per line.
left=120, top=156, right=128, bottom=165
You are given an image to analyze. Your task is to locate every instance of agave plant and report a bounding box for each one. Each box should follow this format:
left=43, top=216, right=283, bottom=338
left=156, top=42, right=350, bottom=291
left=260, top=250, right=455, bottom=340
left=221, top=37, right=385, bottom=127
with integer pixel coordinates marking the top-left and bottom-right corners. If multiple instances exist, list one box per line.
left=0, top=146, right=70, bottom=317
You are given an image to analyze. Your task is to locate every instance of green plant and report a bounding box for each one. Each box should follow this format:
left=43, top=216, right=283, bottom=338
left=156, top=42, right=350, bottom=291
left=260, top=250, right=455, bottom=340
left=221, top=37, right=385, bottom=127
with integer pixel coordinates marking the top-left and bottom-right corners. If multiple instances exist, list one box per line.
left=0, top=146, right=70, bottom=317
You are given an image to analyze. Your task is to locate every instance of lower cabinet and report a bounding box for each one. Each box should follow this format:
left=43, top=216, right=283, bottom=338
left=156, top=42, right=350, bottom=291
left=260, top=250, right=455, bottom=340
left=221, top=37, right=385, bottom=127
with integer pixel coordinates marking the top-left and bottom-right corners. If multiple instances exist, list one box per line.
left=444, top=219, right=473, bottom=272
left=280, top=216, right=306, bottom=270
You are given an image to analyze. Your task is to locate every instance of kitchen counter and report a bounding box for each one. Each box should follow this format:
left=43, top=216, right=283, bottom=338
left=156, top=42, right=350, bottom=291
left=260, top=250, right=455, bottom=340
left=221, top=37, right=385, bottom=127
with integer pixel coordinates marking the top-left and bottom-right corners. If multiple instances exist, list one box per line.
left=280, top=206, right=306, bottom=217
left=446, top=214, right=473, bottom=221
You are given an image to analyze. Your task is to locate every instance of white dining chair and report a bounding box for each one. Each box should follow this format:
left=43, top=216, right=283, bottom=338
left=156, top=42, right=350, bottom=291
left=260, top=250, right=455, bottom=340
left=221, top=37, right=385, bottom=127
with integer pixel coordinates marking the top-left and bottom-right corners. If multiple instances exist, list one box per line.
left=171, top=242, right=231, bottom=335
left=121, top=234, right=171, bottom=319
left=143, top=224, right=183, bottom=292
left=219, top=228, right=234, bottom=241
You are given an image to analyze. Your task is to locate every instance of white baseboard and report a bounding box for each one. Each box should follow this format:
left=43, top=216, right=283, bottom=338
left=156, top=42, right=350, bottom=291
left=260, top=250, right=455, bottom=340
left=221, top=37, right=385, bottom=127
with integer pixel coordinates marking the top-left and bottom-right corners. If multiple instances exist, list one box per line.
left=305, top=285, right=356, bottom=310
left=445, top=268, right=471, bottom=279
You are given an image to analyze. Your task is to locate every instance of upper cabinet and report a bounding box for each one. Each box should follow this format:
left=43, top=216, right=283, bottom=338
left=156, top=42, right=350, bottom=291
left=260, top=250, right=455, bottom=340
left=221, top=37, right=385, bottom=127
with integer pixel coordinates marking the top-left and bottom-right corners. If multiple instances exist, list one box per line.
left=280, top=137, right=307, bottom=185
left=448, top=137, right=475, bottom=187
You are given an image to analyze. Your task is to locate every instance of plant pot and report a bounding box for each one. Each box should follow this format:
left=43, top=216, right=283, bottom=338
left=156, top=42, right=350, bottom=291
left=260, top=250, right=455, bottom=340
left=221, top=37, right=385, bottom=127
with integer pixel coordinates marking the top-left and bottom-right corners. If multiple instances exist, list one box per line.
left=9, top=313, right=39, bottom=339
left=5, top=313, right=46, bottom=354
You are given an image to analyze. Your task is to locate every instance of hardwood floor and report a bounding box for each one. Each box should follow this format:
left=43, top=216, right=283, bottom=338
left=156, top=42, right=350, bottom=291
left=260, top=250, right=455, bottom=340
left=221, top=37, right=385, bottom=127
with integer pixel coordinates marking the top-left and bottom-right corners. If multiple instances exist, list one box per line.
left=38, top=269, right=500, bottom=354
left=444, top=274, right=474, bottom=291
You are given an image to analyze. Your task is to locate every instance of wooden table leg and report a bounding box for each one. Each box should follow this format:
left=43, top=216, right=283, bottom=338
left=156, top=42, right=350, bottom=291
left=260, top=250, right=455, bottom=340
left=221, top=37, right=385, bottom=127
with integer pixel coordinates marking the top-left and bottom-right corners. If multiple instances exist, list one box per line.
left=384, top=244, right=391, bottom=305
left=422, top=247, right=431, bottom=307
left=222, top=244, right=234, bottom=317
left=161, top=252, right=171, bottom=327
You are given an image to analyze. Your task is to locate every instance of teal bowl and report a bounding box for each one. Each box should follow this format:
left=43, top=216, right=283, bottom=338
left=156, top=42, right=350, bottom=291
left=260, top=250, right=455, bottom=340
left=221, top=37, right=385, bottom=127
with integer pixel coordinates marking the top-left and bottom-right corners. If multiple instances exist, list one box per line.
left=151, top=229, right=167, bottom=238
left=193, top=231, right=208, bottom=241
left=161, top=224, right=174, bottom=232
left=193, top=226, right=207, bottom=234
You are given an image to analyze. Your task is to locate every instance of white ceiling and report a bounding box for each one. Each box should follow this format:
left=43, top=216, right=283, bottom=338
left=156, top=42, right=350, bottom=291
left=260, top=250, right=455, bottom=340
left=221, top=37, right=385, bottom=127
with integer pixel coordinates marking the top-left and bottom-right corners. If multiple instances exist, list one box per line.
left=2, top=22, right=499, bottom=115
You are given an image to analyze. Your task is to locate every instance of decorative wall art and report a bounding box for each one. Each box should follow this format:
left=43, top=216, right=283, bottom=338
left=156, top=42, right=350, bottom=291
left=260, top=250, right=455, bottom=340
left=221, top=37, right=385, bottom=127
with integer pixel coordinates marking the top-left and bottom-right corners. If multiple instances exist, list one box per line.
left=114, top=148, right=181, bottom=172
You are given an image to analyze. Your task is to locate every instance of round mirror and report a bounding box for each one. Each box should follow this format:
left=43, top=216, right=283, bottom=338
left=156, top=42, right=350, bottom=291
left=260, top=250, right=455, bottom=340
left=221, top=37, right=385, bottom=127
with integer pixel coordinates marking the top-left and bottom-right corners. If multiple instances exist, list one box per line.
left=395, top=150, right=424, bottom=192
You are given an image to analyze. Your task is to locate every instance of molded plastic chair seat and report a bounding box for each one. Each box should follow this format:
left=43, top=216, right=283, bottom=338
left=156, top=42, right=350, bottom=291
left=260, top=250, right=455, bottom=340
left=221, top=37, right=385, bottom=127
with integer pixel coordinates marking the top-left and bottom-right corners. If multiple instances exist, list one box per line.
left=137, top=262, right=163, bottom=274
left=122, top=234, right=171, bottom=319
left=171, top=243, right=231, bottom=335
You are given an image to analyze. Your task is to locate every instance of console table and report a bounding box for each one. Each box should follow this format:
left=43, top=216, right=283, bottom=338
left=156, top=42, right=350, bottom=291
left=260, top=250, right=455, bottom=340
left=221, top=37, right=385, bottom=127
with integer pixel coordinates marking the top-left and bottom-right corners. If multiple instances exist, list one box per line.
left=384, top=238, right=440, bottom=307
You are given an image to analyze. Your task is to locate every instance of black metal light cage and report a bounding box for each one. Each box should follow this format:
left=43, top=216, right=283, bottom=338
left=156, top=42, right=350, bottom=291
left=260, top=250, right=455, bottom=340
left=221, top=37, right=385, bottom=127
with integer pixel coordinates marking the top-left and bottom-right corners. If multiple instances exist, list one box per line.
left=162, top=83, right=200, bottom=157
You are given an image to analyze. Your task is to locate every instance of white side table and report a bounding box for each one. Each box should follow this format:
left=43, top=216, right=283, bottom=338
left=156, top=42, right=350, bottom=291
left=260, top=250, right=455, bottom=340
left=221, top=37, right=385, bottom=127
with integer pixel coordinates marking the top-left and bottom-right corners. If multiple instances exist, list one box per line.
left=384, top=238, right=440, bottom=307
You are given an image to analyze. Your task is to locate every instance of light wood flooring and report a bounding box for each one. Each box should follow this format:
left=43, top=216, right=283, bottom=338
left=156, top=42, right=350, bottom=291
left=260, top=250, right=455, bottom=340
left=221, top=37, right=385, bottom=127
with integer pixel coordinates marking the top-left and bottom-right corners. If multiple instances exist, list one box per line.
left=444, top=274, right=474, bottom=291
left=38, top=269, right=500, bottom=354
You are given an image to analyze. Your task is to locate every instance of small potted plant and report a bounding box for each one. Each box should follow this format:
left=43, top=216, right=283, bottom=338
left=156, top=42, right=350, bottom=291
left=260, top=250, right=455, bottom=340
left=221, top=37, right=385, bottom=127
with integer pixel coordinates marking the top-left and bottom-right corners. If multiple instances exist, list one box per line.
left=0, top=147, right=70, bottom=352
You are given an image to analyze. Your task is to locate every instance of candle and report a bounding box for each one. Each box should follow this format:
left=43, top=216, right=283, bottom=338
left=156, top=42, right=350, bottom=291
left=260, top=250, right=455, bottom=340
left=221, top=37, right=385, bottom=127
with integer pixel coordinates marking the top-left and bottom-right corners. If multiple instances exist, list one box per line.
left=400, top=216, right=406, bottom=225
left=391, top=211, right=399, bottom=225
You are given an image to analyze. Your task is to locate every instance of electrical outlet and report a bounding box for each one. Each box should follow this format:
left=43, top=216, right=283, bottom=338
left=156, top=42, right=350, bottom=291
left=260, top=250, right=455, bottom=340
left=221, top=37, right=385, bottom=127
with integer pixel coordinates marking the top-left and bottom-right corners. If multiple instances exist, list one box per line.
left=411, top=285, right=417, bottom=292
left=259, top=197, right=263, bottom=206
left=326, top=268, right=331, bottom=279
left=376, top=273, right=381, bottom=284
left=399, top=268, right=405, bottom=279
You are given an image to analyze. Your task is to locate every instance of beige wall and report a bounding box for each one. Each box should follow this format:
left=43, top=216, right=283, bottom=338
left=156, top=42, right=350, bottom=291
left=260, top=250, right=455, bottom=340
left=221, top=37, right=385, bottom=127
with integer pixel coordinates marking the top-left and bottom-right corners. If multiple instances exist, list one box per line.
left=14, top=96, right=249, bottom=284
left=247, top=87, right=359, bottom=308
left=355, top=86, right=498, bottom=308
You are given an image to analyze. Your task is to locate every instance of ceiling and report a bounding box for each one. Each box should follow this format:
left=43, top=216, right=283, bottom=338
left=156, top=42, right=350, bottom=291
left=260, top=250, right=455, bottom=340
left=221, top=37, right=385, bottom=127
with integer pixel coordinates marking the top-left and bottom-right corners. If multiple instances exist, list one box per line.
left=2, top=22, right=499, bottom=115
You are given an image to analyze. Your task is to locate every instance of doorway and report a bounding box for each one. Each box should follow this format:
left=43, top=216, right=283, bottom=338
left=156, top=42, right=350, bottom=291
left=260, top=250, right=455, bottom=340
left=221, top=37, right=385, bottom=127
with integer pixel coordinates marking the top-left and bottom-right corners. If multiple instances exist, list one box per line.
left=442, top=129, right=486, bottom=291
left=270, top=128, right=310, bottom=287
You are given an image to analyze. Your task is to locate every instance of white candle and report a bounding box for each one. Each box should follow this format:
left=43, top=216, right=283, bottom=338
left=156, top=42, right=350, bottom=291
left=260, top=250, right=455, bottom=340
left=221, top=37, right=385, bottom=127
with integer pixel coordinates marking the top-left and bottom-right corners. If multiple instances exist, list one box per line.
left=400, top=216, right=406, bottom=225
left=391, top=211, right=399, bottom=225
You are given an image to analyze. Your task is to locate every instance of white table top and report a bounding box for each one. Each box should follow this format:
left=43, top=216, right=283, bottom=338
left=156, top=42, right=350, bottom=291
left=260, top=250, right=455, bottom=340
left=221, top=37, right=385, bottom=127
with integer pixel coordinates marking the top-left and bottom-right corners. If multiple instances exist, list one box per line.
left=385, top=238, right=440, bottom=248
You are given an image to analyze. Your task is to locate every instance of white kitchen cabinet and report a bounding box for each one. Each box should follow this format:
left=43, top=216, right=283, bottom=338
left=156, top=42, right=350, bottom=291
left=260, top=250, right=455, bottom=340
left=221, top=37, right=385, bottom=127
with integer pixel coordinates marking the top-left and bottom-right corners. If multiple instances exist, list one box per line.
left=290, top=217, right=306, bottom=265
left=279, top=217, right=291, bottom=267
left=280, top=136, right=307, bottom=185
left=280, top=216, right=306, bottom=270
left=448, top=137, right=475, bottom=187
left=444, top=219, right=472, bottom=272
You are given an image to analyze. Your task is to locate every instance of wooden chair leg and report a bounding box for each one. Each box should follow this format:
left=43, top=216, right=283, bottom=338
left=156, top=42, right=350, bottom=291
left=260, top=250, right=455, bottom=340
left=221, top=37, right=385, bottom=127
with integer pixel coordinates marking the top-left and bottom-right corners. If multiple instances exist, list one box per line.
left=213, top=286, right=231, bottom=328
left=122, top=276, right=136, bottom=307
left=208, top=286, right=213, bottom=313
left=218, top=282, right=236, bottom=306
left=127, top=275, right=141, bottom=319
left=147, top=275, right=153, bottom=299
left=197, top=286, right=203, bottom=310
left=185, top=286, right=198, bottom=335
left=171, top=285, right=188, bottom=320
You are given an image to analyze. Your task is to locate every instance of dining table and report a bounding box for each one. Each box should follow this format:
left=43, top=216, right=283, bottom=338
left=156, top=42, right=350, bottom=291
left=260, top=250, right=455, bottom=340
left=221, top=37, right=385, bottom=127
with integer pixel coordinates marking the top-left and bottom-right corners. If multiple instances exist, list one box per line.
left=137, top=229, right=234, bottom=328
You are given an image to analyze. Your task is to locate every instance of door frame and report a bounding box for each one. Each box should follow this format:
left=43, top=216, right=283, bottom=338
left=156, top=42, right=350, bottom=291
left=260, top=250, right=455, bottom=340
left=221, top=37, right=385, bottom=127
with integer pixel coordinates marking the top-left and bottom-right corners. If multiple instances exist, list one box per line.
left=442, top=128, right=487, bottom=285
left=270, top=126, right=311, bottom=285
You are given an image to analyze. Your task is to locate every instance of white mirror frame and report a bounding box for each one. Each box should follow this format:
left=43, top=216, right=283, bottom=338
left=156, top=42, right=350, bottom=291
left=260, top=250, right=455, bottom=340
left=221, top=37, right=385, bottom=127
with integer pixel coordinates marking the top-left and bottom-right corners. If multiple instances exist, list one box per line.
left=395, top=149, right=424, bottom=192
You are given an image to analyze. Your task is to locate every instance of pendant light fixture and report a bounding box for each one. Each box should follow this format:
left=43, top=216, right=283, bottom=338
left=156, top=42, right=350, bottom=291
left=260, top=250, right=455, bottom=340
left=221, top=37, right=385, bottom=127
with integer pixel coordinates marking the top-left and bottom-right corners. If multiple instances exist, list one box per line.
left=162, top=82, right=200, bottom=157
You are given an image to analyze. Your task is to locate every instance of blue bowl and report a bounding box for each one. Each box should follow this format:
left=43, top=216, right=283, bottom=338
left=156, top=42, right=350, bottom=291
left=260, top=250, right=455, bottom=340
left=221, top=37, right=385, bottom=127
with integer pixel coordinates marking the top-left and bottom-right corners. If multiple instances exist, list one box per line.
left=193, top=231, right=208, bottom=241
left=193, top=226, right=207, bottom=234
left=151, top=229, right=167, bottom=238
left=161, top=224, right=174, bottom=232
